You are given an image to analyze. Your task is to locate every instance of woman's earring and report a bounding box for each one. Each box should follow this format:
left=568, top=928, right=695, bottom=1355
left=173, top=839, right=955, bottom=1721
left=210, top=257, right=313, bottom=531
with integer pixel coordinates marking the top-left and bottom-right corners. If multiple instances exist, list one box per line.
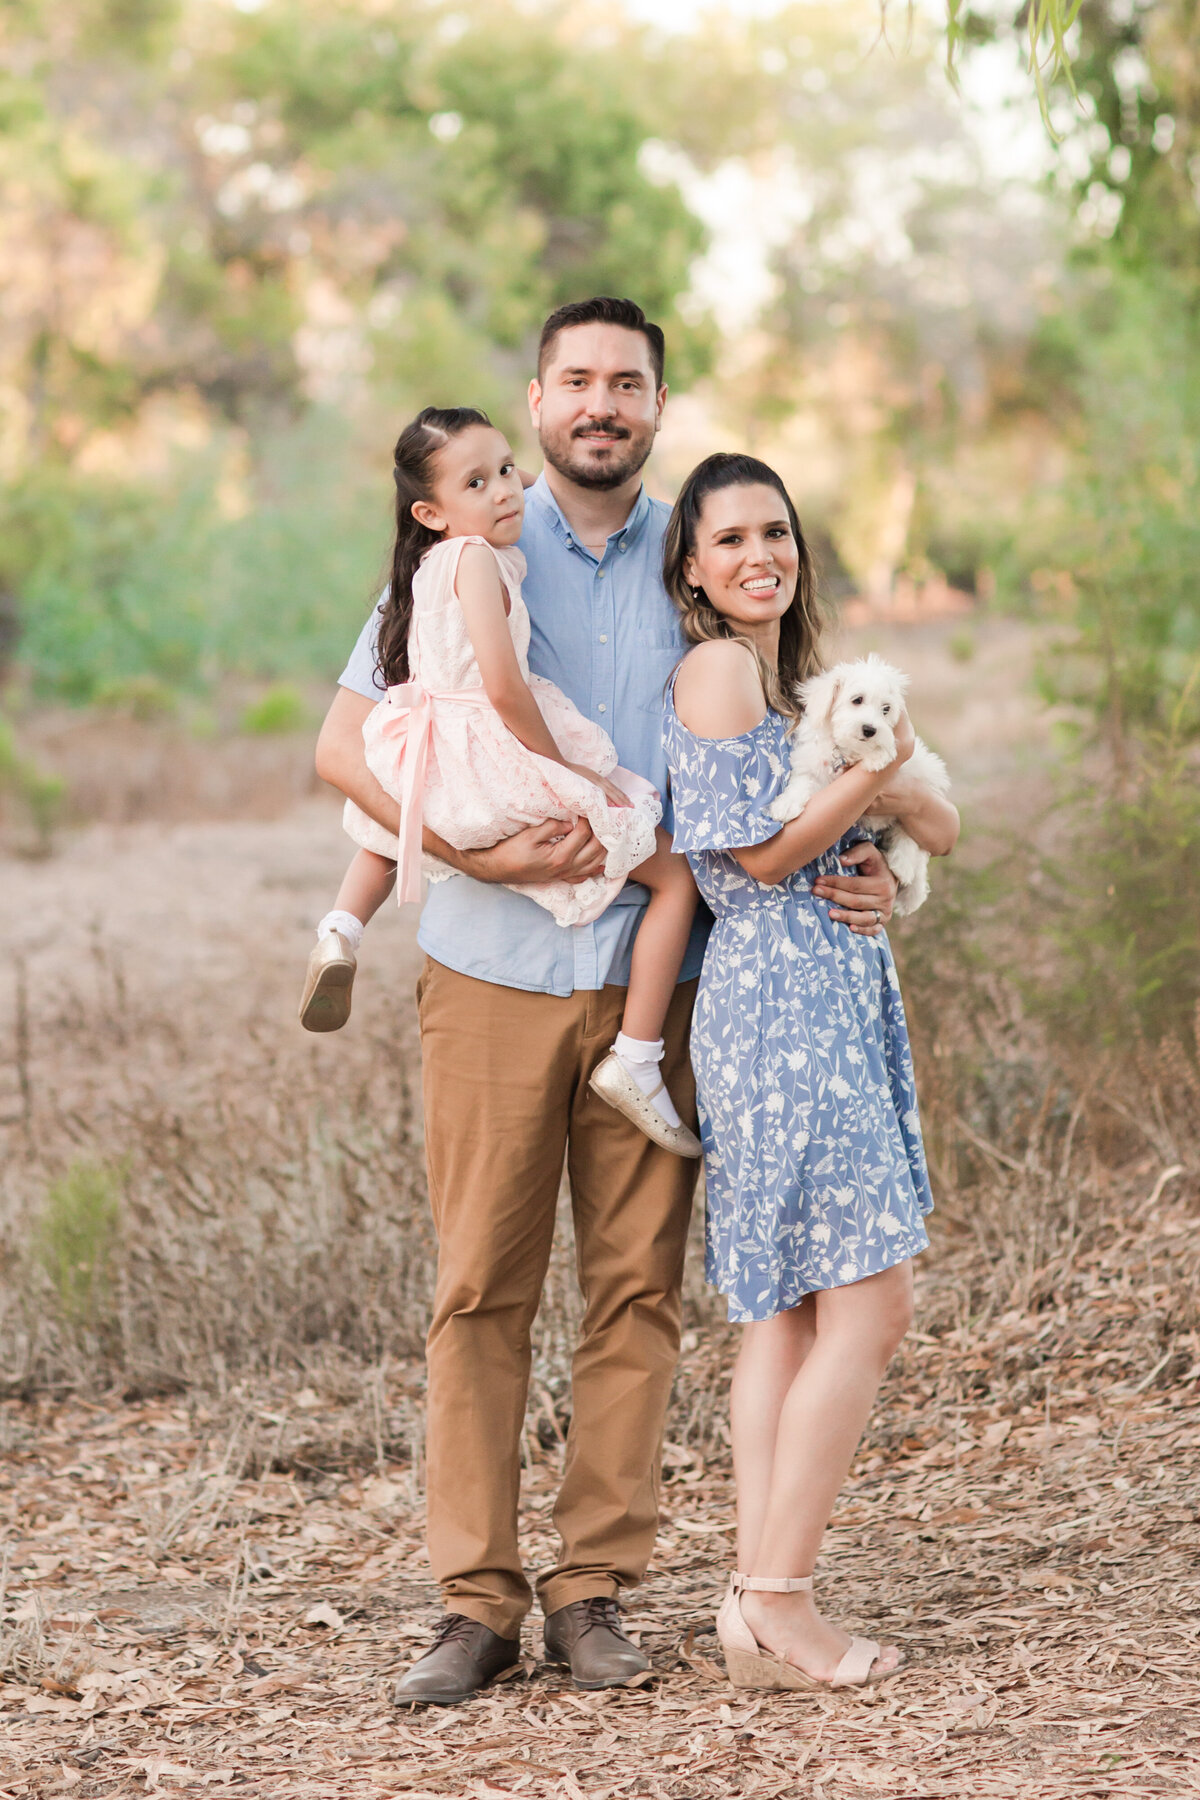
left=692, top=585, right=703, bottom=601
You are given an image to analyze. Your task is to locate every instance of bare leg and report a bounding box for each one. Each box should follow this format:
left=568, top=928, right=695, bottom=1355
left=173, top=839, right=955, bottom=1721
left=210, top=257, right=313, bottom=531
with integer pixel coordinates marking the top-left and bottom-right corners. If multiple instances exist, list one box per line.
left=730, top=1298, right=816, bottom=1568
left=737, top=1261, right=914, bottom=1680
left=621, top=830, right=698, bottom=1041
left=330, top=849, right=396, bottom=930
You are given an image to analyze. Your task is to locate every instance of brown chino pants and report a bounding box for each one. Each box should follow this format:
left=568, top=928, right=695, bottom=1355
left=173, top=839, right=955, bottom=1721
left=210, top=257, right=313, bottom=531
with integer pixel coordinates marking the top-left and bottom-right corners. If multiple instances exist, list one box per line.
left=415, top=956, right=699, bottom=1639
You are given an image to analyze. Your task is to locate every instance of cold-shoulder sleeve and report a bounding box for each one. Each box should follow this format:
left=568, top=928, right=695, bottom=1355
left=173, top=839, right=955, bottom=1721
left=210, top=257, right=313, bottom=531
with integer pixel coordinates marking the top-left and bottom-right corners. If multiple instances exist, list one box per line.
left=665, top=715, right=789, bottom=854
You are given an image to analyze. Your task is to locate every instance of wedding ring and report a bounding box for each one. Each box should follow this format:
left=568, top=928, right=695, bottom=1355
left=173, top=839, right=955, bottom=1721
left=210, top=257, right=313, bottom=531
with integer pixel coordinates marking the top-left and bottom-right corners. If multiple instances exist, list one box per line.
left=873, top=908, right=882, bottom=925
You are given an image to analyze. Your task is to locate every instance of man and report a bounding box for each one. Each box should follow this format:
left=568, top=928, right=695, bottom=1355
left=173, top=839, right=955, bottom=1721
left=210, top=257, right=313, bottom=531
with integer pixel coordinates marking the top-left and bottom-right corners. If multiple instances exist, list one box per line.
left=316, top=297, right=898, bottom=1704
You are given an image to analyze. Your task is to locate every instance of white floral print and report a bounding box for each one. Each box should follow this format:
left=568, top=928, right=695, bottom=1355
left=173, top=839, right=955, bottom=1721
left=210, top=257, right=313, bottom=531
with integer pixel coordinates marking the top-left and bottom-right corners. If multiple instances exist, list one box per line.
left=663, top=685, right=933, bottom=1323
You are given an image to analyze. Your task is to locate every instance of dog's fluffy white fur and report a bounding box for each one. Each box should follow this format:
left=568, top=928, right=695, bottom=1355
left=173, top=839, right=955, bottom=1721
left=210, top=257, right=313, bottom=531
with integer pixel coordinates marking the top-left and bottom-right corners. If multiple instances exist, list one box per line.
left=767, top=653, right=950, bottom=916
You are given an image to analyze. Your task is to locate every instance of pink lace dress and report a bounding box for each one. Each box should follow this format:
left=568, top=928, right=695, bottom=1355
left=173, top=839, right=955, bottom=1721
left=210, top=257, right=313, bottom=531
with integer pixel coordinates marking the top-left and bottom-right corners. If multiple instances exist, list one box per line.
left=343, top=536, right=661, bottom=927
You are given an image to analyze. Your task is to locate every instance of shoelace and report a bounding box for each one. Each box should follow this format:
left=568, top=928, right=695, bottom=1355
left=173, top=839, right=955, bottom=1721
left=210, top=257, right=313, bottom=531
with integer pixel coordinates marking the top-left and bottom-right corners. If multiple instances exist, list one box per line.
left=575, top=1596, right=624, bottom=1638
left=429, top=1613, right=482, bottom=1650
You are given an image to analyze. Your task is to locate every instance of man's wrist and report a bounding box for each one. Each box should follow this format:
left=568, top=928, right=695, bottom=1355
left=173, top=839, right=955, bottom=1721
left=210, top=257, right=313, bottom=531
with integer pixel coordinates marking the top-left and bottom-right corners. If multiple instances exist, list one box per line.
left=423, top=829, right=494, bottom=882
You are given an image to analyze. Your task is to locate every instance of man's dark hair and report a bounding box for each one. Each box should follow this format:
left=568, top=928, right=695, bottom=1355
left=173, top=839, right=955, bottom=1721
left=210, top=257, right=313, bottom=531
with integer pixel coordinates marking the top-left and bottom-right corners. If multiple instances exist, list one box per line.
left=537, top=297, right=666, bottom=389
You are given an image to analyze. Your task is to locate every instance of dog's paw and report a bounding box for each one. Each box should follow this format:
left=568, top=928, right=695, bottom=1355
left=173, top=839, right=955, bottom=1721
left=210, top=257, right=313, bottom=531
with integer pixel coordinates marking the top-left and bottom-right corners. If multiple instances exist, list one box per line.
left=856, top=741, right=897, bottom=774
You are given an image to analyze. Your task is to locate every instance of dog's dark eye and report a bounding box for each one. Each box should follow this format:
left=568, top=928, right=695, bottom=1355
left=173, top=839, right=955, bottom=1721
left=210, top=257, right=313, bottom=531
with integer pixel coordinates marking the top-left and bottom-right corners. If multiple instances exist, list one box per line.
left=851, top=695, right=863, bottom=706
left=882, top=704, right=890, bottom=714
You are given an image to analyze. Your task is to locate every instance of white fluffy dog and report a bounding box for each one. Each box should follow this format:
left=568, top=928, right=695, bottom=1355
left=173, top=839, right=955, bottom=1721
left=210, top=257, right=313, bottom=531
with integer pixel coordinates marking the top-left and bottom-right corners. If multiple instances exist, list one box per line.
left=767, top=654, right=950, bottom=916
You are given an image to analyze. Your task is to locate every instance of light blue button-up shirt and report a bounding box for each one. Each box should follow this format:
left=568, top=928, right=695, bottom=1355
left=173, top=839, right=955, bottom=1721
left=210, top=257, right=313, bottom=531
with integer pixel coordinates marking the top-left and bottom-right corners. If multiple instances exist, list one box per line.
left=337, top=473, right=710, bottom=995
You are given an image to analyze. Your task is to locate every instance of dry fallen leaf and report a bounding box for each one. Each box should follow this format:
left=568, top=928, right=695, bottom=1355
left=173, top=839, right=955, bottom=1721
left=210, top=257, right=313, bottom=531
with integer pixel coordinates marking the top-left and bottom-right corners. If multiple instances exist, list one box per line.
left=302, top=1601, right=346, bottom=1631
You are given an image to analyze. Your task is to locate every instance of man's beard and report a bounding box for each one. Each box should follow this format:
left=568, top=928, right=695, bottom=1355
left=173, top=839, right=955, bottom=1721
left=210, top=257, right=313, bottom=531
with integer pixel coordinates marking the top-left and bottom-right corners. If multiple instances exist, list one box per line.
left=540, top=420, right=655, bottom=492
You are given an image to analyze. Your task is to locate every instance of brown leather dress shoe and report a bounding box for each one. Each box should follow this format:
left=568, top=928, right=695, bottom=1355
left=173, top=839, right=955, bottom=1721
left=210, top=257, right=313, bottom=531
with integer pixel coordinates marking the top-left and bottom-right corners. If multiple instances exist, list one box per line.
left=543, top=1597, right=650, bottom=1690
left=391, top=1614, right=521, bottom=1707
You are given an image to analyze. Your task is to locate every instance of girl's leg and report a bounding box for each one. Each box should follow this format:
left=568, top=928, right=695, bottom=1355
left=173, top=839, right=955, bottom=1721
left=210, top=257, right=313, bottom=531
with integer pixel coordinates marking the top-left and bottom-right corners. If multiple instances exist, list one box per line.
left=326, top=849, right=397, bottom=938
left=736, top=1261, right=914, bottom=1680
left=730, top=1300, right=817, bottom=1569
left=599, top=832, right=698, bottom=1132
left=622, top=831, right=698, bottom=1040
left=303, top=848, right=396, bottom=1033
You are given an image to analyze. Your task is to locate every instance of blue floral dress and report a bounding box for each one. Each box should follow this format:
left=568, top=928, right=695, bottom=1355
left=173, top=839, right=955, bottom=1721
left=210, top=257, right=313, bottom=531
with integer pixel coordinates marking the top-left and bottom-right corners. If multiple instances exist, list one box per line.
left=664, top=681, right=933, bottom=1323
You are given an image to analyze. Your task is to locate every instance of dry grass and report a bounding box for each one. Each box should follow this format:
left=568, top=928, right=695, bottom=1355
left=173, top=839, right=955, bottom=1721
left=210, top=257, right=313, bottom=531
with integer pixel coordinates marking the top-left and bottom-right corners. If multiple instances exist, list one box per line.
left=1, top=1167, right=1197, bottom=1799
left=2, top=673, right=1199, bottom=1797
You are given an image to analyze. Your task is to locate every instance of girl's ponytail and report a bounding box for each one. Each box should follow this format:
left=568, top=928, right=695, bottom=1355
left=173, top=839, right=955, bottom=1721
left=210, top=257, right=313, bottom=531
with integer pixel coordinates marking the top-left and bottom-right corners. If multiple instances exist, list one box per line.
left=374, top=405, right=492, bottom=688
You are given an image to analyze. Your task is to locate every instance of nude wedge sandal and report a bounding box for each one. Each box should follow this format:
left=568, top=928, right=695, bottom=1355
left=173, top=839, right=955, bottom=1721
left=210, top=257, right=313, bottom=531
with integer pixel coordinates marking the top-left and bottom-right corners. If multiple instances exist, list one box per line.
left=715, top=1573, right=899, bottom=1691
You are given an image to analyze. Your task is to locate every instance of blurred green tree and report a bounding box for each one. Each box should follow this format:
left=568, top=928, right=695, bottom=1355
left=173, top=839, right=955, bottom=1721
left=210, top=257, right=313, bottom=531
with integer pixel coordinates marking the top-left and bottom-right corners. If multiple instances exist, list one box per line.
left=0, top=0, right=709, bottom=700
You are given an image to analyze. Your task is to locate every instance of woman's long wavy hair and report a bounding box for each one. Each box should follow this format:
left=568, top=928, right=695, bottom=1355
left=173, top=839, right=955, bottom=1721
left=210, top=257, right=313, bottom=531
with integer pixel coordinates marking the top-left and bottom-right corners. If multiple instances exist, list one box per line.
left=374, top=405, right=492, bottom=688
left=662, top=452, right=823, bottom=723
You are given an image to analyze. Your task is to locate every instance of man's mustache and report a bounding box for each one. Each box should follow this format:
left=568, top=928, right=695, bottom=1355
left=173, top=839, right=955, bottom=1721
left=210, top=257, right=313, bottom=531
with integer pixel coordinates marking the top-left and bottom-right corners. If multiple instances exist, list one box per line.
left=572, top=424, right=631, bottom=441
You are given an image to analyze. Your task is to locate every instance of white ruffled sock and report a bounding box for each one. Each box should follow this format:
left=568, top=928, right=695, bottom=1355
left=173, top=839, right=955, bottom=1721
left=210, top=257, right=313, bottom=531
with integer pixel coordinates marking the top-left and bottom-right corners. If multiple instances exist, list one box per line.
left=613, top=1031, right=681, bottom=1129
left=317, top=910, right=364, bottom=952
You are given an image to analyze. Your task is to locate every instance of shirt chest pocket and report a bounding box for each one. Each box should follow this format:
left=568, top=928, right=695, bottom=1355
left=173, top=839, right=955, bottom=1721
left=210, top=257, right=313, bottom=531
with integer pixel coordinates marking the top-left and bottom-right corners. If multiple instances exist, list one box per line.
left=632, top=628, right=683, bottom=712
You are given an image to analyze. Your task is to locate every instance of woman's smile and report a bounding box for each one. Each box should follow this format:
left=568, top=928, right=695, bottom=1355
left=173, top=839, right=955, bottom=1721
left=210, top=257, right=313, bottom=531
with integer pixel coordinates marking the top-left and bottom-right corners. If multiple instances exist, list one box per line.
left=682, top=481, right=802, bottom=653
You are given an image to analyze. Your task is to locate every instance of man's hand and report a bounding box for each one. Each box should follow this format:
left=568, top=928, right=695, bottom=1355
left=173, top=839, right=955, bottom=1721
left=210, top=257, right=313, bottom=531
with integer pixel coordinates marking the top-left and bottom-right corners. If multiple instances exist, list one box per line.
left=812, top=842, right=898, bottom=936
left=436, top=816, right=608, bottom=887
left=317, top=685, right=610, bottom=888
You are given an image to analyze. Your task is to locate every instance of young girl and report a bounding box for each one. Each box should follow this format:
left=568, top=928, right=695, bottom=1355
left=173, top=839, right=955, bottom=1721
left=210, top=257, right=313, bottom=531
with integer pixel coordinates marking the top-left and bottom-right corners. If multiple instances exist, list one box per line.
left=661, top=452, right=959, bottom=1688
left=299, top=405, right=701, bottom=1158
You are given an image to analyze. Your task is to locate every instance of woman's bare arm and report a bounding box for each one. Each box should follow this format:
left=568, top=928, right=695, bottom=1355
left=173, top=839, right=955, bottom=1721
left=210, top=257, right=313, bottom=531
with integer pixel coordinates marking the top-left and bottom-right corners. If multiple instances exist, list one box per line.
left=874, top=773, right=960, bottom=856
left=672, top=639, right=914, bottom=888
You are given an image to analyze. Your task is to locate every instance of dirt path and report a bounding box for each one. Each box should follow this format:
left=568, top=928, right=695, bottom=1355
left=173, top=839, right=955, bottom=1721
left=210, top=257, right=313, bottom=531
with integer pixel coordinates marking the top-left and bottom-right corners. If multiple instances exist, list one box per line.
left=2, top=1312, right=1198, bottom=1799
left=2, top=626, right=1199, bottom=1796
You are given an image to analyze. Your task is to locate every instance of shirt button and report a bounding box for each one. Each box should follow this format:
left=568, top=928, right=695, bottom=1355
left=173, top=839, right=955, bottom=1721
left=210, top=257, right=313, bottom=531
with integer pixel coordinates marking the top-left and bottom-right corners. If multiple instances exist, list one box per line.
left=599, top=633, right=608, bottom=644
left=597, top=569, right=606, bottom=578
left=598, top=703, right=607, bottom=714
left=619, top=542, right=627, bottom=552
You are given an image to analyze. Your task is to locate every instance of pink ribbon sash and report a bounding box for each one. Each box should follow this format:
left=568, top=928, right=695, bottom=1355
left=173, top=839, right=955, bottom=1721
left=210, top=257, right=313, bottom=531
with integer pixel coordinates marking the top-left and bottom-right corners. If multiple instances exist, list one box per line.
left=377, top=681, right=493, bottom=904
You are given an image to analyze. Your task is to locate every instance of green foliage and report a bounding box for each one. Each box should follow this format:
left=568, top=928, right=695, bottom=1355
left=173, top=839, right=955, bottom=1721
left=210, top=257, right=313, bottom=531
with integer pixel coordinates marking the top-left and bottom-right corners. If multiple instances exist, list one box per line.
left=1039, top=275, right=1200, bottom=746
left=95, top=674, right=178, bottom=721
left=1, top=413, right=390, bottom=703
left=2, top=467, right=218, bottom=701
left=1045, top=728, right=1200, bottom=1046
left=35, top=1159, right=124, bottom=1327
left=1, top=0, right=714, bottom=700
left=241, top=683, right=308, bottom=736
left=1031, top=262, right=1200, bottom=1044
left=0, top=710, right=65, bottom=850
left=940, top=0, right=1083, bottom=123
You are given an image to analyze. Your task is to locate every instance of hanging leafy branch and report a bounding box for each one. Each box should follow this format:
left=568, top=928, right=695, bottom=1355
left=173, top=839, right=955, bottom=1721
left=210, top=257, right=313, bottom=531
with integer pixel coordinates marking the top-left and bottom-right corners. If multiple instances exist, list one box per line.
left=886, top=1, right=1084, bottom=130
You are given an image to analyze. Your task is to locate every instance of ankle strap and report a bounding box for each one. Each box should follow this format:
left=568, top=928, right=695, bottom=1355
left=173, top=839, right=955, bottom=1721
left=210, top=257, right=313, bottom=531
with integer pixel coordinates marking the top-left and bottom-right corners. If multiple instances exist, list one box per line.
left=731, top=1572, right=814, bottom=1593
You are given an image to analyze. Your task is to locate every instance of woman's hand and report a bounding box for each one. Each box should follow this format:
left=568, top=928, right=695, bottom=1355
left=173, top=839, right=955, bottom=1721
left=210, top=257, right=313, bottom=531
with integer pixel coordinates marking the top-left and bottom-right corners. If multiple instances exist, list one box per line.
left=566, top=762, right=633, bottom=808
left=889, top=708, right=916, bottom=768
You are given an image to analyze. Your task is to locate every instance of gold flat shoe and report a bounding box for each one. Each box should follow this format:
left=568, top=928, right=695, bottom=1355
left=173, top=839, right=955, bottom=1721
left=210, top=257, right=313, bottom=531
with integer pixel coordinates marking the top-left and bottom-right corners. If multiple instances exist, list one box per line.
left=588, top=1052, right=702, bottom=1158
left=299, top=932, right=356, bottom=1032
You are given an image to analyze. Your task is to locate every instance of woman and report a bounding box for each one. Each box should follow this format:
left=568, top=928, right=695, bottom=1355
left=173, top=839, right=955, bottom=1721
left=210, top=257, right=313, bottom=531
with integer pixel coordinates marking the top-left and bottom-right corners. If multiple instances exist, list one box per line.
left=662, top=453, right=959, bottom=1690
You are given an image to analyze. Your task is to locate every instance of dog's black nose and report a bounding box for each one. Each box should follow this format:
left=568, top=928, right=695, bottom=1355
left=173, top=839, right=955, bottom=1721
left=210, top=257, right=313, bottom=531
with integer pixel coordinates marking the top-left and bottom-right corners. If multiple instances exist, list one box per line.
left=861, top=724, right=877, bottom=738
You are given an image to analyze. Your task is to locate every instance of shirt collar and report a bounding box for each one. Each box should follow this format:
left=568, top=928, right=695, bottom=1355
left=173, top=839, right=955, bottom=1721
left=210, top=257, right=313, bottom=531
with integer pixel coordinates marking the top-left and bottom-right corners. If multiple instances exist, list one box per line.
left=528, top=472, right=652, bottom=556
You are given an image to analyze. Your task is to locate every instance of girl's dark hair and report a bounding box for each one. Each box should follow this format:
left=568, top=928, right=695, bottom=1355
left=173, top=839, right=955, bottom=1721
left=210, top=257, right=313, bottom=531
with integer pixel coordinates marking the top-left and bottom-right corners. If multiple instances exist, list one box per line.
left=662, top=452, right=822, bottom=722
left=375, top=405, right=492, bottom=687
